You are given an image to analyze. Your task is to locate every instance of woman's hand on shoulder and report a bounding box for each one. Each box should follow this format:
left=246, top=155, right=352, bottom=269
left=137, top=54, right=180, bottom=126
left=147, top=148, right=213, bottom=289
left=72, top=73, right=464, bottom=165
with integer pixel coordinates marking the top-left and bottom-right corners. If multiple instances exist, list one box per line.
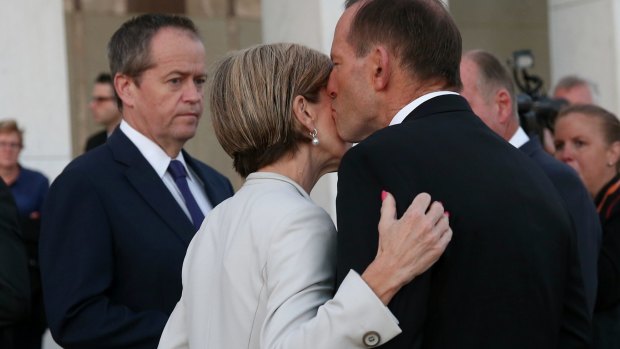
left=361, top=191, right=452, bottom=304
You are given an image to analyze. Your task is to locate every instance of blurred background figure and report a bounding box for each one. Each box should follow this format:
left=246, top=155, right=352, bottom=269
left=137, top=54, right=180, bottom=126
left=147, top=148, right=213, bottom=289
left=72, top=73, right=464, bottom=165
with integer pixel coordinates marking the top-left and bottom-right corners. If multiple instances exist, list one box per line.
left=460, top=49, right=601, bottom=316
left=0, top=119, right=48, bottom=349
left=554, top=104, right=620, bottom=349
left=0, top=177, right=31, bottom=349
left=84, top=73, right=121, bottom=152
left=553, top=75, right=597, bottom=105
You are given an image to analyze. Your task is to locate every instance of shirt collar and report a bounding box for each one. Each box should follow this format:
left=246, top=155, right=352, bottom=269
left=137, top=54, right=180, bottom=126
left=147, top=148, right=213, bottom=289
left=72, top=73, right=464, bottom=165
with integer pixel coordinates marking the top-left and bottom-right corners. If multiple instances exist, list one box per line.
left=120, top=120, right=187, bottom=178
left=508, top=126, right=530, bottom=148
left=389, top=91, right=459, bottom=126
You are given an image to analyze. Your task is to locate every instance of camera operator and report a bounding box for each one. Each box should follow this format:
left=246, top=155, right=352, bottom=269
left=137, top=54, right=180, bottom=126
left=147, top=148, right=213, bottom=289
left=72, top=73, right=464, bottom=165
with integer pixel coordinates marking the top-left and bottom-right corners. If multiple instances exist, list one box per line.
left=460, top=49, right=602, bottom=316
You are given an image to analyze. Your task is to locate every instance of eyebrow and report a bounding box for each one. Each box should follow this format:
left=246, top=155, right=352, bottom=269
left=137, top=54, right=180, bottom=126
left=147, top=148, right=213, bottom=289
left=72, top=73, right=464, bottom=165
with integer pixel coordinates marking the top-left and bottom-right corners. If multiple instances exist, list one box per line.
left=165, top=70, right=207, bottom=77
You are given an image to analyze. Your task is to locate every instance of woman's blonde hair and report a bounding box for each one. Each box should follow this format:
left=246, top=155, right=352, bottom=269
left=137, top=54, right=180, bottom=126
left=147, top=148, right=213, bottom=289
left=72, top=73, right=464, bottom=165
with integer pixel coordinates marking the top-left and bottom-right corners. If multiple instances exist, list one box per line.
left=209, top=43, right=332, bottom=177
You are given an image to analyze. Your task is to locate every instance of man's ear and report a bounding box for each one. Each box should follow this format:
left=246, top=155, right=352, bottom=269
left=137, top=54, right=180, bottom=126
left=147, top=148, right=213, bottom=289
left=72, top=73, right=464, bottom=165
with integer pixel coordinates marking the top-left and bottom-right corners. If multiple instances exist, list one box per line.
left=495, top=88, right=513, bottom=125
left=370, top=45, right=391, bottom=91
left=292, top=95, right=315, bottom=132
left=114, top=73, right=135, bottom=109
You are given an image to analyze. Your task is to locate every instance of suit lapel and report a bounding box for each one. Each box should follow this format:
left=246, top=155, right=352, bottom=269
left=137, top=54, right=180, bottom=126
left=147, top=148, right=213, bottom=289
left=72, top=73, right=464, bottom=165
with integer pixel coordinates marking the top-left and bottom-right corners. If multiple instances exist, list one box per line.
left=108, top=130, right=196, bottom=245
left=184, top=150, right=229, bottom=206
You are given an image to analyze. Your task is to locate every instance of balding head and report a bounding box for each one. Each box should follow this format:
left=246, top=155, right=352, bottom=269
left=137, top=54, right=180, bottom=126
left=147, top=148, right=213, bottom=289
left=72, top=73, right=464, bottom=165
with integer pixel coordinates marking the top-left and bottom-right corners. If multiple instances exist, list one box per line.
left=460, top=50, right=519, bottom=140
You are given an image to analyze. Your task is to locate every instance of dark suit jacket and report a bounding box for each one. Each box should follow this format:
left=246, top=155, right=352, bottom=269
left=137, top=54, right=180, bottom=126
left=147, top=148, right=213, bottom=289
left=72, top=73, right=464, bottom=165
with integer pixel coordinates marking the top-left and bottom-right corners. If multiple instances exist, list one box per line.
left=0, top=178, right=30, bottom=348
left=520, top=136, right=602, bottom=315
left=40, top=129, right=234, bottom=348
left=336, top=95, right=590, bottom=348
left=84, top=129, right=108, bottom=152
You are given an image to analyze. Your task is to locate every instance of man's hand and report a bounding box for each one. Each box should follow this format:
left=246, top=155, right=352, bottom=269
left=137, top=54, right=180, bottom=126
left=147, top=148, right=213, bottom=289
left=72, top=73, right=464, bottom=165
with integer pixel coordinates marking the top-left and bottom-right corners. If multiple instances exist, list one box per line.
left=362, top=192, right=452, bottom=305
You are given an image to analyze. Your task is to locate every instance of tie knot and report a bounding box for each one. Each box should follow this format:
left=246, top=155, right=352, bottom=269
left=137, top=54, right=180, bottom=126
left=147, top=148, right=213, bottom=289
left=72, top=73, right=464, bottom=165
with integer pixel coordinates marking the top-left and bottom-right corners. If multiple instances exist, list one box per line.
left=168, top=160, right=188, bottom=179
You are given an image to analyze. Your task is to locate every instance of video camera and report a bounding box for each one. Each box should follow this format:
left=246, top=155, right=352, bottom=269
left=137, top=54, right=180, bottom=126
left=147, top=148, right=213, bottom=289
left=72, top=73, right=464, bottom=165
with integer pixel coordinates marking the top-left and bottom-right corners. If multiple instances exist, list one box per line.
left=509, top=50, right=567, bottom=136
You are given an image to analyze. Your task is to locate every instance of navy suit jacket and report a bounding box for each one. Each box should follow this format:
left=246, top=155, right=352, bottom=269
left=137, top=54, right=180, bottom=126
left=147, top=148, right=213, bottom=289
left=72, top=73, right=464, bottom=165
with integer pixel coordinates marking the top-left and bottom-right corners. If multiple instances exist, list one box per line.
left=520, top=136, right=602, bottom=315
left=336, top=95, right=591, bottom=348
left=40, top=129, right=234, bottom=348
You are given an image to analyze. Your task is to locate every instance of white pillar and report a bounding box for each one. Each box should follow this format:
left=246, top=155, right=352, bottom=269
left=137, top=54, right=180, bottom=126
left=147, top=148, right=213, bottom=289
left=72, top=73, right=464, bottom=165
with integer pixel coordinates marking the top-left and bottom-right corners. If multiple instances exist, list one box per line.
left=262, top=0, right=345, bottom=224
left=549, top=0, right=619, bottom=114
left=0, top=0, right=72, bottom=181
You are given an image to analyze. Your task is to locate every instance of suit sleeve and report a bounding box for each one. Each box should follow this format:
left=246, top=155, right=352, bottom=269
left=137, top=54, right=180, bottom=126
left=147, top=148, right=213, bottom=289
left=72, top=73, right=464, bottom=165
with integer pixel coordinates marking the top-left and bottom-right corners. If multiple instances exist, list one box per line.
left=261, top=206, right=401, bottom=348
left=0, top=179, right=30, bottom=327
left=40, top=168, right=168, bottom=348
left=336, top=143, right=432, bottom=348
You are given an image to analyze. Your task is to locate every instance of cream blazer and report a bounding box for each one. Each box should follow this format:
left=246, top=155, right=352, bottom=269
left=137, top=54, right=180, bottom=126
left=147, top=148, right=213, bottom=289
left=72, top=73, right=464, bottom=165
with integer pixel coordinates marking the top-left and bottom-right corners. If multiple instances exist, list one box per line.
left=158, top=172, right=401, bottom=348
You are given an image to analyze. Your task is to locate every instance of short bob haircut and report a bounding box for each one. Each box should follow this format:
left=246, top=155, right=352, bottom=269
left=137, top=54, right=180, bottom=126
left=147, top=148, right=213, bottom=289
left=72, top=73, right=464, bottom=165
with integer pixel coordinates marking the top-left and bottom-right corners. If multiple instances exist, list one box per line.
left=209, top=43, right=332, bottom=177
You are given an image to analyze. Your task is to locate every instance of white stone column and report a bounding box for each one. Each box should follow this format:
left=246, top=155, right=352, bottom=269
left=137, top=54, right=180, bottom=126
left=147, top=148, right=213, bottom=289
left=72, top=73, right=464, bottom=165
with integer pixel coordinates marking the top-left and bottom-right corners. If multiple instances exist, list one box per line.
left=262, top=0, right=345, bottom=224
left=549, top=0, right=619, bottom=114
left=0, top=0, right=72, bottom=180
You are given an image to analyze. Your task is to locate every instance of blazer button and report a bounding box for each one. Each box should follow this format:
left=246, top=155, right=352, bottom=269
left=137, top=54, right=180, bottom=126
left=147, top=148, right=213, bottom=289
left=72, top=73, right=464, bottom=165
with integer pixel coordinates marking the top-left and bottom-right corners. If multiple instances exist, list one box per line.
left=363, top=331, right=381, bottom=347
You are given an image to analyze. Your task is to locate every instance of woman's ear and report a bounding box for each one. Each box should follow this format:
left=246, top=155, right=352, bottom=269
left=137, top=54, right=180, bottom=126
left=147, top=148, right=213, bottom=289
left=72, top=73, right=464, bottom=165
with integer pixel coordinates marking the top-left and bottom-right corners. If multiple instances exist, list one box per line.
left=607, top=140, right=620, bottom=167
left=292, top=95, right=315, bottom=132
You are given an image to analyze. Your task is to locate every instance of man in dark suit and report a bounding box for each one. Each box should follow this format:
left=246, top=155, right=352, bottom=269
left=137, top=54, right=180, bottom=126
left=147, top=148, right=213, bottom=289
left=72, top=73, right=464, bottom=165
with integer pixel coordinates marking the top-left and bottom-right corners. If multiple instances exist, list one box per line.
left=39, top=14, right=234, bottom=348
left=0, top=177, right=30, bottom=349
left=460, top=49, right=602, bottom=315
left=84, top=73, right=121, bottom=152
left=329, top=0, right=590, bottom=348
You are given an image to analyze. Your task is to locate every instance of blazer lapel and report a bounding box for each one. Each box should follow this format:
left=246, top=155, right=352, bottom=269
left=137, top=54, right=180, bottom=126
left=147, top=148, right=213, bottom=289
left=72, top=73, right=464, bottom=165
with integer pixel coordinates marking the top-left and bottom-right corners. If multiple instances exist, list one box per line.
left=183, top=151, right=230, bottom=206
left=108, top=130, right=196, bottom=245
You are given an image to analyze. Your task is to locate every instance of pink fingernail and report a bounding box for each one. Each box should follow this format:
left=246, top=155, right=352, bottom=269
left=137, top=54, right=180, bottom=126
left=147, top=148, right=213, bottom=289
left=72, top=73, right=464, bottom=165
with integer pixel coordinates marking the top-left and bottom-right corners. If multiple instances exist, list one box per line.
left=444, top=211, right=450, bottom=217
left=381, top=190, right=388, bottom=201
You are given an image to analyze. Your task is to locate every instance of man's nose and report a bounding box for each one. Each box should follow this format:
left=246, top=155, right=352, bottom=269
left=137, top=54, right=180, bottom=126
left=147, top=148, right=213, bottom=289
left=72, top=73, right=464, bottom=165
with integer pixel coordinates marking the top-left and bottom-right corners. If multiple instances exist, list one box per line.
left=183, top=82, right=202, bottom=103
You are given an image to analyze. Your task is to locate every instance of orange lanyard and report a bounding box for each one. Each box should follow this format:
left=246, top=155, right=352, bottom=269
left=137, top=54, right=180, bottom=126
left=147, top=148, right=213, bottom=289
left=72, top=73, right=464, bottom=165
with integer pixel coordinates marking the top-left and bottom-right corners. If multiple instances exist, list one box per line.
left=597, top=179, right=620, bottom=213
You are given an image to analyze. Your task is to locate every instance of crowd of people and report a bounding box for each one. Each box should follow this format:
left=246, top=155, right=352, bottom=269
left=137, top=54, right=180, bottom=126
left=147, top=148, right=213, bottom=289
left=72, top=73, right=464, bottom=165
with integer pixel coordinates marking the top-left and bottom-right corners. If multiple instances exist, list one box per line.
left=1, top=0, right=619, bottom=348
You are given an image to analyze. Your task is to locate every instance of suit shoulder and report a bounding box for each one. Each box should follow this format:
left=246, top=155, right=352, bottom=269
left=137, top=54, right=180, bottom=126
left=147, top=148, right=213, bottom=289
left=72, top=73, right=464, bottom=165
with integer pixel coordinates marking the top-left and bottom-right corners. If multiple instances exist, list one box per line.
left=52, top=147, right=115, bottom=190
left=529, top=150, right=584, bottom=188
left=65, top=146, right=112, bottom=172
left=243, top=178, right=330, bottom=222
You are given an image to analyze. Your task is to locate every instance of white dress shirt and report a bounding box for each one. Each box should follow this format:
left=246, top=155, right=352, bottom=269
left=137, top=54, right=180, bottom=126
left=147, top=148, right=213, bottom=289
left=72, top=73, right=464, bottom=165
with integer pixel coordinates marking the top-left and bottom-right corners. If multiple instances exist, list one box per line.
left=507, top=126, right=530, bottom=149
left=120, top=120, right=212, bottom=220
left=389, top=91, right=459, bottom=126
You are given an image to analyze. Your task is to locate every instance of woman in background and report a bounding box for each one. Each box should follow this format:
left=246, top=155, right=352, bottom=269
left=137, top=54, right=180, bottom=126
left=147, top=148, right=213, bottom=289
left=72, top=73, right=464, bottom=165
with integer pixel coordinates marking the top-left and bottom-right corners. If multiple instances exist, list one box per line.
left=0, top=119, right=48, bottom=349
left=554, top=104, right=620, bottom=349
left=158, top=43, right=452, bottom=348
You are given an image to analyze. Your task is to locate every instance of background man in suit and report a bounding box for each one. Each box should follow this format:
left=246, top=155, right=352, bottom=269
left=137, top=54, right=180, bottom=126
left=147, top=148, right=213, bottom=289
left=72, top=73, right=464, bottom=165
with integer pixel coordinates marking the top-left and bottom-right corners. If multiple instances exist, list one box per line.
left=0, top=177, right=30, bottom=349
left=40, top=14, right=234, bottom=348
left=84, top=73, right=121, bottom=152
left=460, top=49, right=602, bottom=315
left=329, top=0, right=590, bottom=347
